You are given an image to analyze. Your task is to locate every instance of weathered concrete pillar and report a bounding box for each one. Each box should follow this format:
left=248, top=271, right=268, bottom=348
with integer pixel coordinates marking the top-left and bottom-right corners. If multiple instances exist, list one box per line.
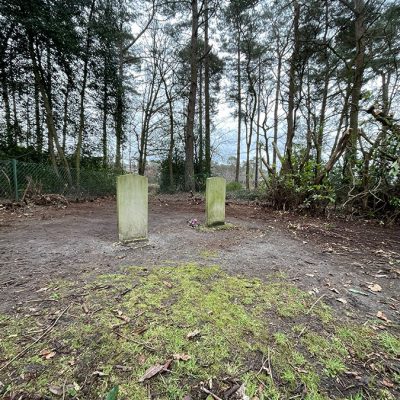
left=205, top=177, right=226, bottom=226
left=117, top=174, right=148, bottom=242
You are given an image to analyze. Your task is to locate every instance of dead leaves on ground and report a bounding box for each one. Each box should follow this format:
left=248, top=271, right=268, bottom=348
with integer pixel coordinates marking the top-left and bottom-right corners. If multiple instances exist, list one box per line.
left=367, top=283, right=382, bottom=293
left=39, top=349, right=56, bottom=360
left=376, top=311, right=391, bottom=323
left=138, top=359, right=172, bottom=382
left=139, top=354, right=192, bottom=383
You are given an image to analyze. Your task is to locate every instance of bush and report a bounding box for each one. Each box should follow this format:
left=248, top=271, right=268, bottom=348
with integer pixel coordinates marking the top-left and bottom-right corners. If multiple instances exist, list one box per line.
left=226, top=181, right=243, bottom=192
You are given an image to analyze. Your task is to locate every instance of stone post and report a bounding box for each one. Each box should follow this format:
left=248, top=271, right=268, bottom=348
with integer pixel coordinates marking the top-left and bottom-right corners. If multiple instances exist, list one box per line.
left=205, top=177, right=226, bottom=226
left=117, top=174, right=148, bottom=242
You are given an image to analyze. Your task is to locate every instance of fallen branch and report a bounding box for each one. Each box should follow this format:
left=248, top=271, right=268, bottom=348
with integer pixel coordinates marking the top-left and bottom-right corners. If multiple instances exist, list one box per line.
left=0, top=305, right=72, bottom=372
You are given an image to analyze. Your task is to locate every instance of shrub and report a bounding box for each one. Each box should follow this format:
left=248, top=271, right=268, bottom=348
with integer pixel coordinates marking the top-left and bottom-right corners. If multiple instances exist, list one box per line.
left=226, top=181, right=243, bottom=191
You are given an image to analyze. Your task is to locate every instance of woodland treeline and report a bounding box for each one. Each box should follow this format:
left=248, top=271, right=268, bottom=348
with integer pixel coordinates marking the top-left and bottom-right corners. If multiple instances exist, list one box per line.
left=0, top=0, right=399, bottom=218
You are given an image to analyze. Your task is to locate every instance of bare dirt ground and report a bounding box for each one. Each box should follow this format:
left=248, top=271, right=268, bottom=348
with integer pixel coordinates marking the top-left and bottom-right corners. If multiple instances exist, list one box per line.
left=0, top=195, right=400, bottom=400
left=0, top=195, right=399, bottom=322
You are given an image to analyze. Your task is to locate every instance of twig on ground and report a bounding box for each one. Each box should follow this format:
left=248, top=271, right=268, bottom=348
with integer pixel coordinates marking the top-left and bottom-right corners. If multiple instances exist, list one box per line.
left=200, top=386, right=223, bottom=400
left=297, top=326, right=307, bottom=338
left=306, top=294, right=327, bottom=315
left=268, top=346, right=274, bottom=385
left=0, top=305, right=72, bottom=372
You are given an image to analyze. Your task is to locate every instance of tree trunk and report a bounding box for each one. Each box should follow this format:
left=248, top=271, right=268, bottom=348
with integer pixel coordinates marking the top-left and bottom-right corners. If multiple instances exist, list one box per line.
left=204, top=0, right=211, bottom=176
left=235, top=28, right=242, bottom=182
left=184, top=0, right=199, bottom=191
left=102, top=72, right=108, bottom=168
left=62, top=83, right=70, bottom=152
left=161, top=72, right=175, bottom=190
left=273, top=46, right=282, bottom=171
left=29, top=37, right=72, bottom=183
left=282, top=0, right=300, bottom=174
left=34, top=80, right=42, bottom=154
left=255, top=57, right=261, bottom=188
left=344, top=0, right=366, bottom=180
left=198, top=62, right=203, bottom=173
left=75, top=0, right=96, bottom=185
left=1, top=70, right=12, bottom=147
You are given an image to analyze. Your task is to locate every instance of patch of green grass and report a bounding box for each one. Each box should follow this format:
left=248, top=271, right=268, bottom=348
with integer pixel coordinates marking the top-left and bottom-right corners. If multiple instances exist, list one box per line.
left=336, top=325, right=373, bottom=359
left=346, top=393, right=363, bottom=400
left=199, top=249, right=219, bottom=258
left=274, top=332, right=289, bottom=346
left=379, top=332, right=400, bottom=356
left=324, top=358, right=346, bottom=377
left=0, top=264, right=399, bottom=400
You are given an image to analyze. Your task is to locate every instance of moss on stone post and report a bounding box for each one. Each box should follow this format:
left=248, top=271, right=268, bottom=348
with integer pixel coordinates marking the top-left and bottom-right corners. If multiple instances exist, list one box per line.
left=205, top=177, right=226, bottom=226
left=117, top=174, right=148, bottom=242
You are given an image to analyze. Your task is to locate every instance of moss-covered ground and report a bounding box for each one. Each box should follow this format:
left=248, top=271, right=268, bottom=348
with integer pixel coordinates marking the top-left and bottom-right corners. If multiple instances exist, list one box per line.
left=1, top=264, right=399, bottom=399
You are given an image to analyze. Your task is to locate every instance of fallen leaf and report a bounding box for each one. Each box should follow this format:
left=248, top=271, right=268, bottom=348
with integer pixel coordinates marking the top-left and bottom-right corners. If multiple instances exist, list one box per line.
left=330, top=288, right=339, bottom=294
left=48, top=385, right=63, bottom=396
left=306, top=274, right=315, bottom=278
left=368, top=283, right=382, bottom=292
left=82, top=303, right=89, bottom=313
left=138, top=360, right=172, bottom=382
left=114, top=310, right=130, bottom=322
left=173, top=353, right=191, bottom=361
left=138, top=354, right=146, bottom=365
left=376, top=311, right=390, bottom=322
left=187, top=329, right=201, bottom=339
left=39, top=349, right=56, bottom=359
left=381, top=378, right=394, bottom=388
left=92, top=370, right=107, bottom=377
left=336, top=298, right=347, bottom=304
left=345, top=371, right=360, bottom=377
left=163, top=281, right=173, bottom=288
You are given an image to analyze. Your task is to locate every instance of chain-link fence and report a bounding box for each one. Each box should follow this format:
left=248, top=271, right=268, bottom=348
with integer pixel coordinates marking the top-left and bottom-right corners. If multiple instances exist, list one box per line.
left=0, top=159, right=122, bottom=201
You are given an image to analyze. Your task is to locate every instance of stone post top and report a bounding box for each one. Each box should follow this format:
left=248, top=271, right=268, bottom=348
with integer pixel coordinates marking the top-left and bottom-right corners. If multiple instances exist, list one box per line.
left=206, top=176, right=226, bottom=183
left=117, top=173, right=147, bottom=181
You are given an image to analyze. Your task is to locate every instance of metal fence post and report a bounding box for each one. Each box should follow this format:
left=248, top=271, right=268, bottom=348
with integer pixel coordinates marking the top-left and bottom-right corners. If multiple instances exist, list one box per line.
left=12, top=159, right=18, bottom=201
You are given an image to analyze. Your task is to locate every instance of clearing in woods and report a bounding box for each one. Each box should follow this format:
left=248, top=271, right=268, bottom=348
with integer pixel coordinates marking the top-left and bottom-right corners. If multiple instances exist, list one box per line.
left=0, top=195, right=399, bottom=399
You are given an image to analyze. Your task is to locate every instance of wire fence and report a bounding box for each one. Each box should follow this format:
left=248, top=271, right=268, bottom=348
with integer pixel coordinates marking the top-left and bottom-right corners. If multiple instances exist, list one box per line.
left=0, top=159, right=122, bottom=201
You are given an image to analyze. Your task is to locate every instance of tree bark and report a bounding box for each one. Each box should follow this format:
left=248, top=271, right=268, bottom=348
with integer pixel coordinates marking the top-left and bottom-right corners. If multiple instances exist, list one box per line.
left=344, top=0, right=366, bottom=179
left=75, top=0, right=96, bottom=184
left=282, top=0, right=300, bottom=174
left=204, top=0, right=211, bottom=176
left=184, top=0, right=199, bottom=191
left=235, top=28, right=242, bottom=182
left=29, top=37, right=72, bottom=183
left=198, top=61, right=203, bottom=173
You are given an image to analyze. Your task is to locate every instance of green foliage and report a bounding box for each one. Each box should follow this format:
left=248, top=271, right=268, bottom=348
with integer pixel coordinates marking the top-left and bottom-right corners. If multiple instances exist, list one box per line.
left=159, top=156, right=185, bottom=193
left=159, top=155, right=209, bottom=193
left=0, top=159, right=120, bottom=200
left=263, top=157, right=335, bottom=213
left=226, top=181, right=243, bottom=191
